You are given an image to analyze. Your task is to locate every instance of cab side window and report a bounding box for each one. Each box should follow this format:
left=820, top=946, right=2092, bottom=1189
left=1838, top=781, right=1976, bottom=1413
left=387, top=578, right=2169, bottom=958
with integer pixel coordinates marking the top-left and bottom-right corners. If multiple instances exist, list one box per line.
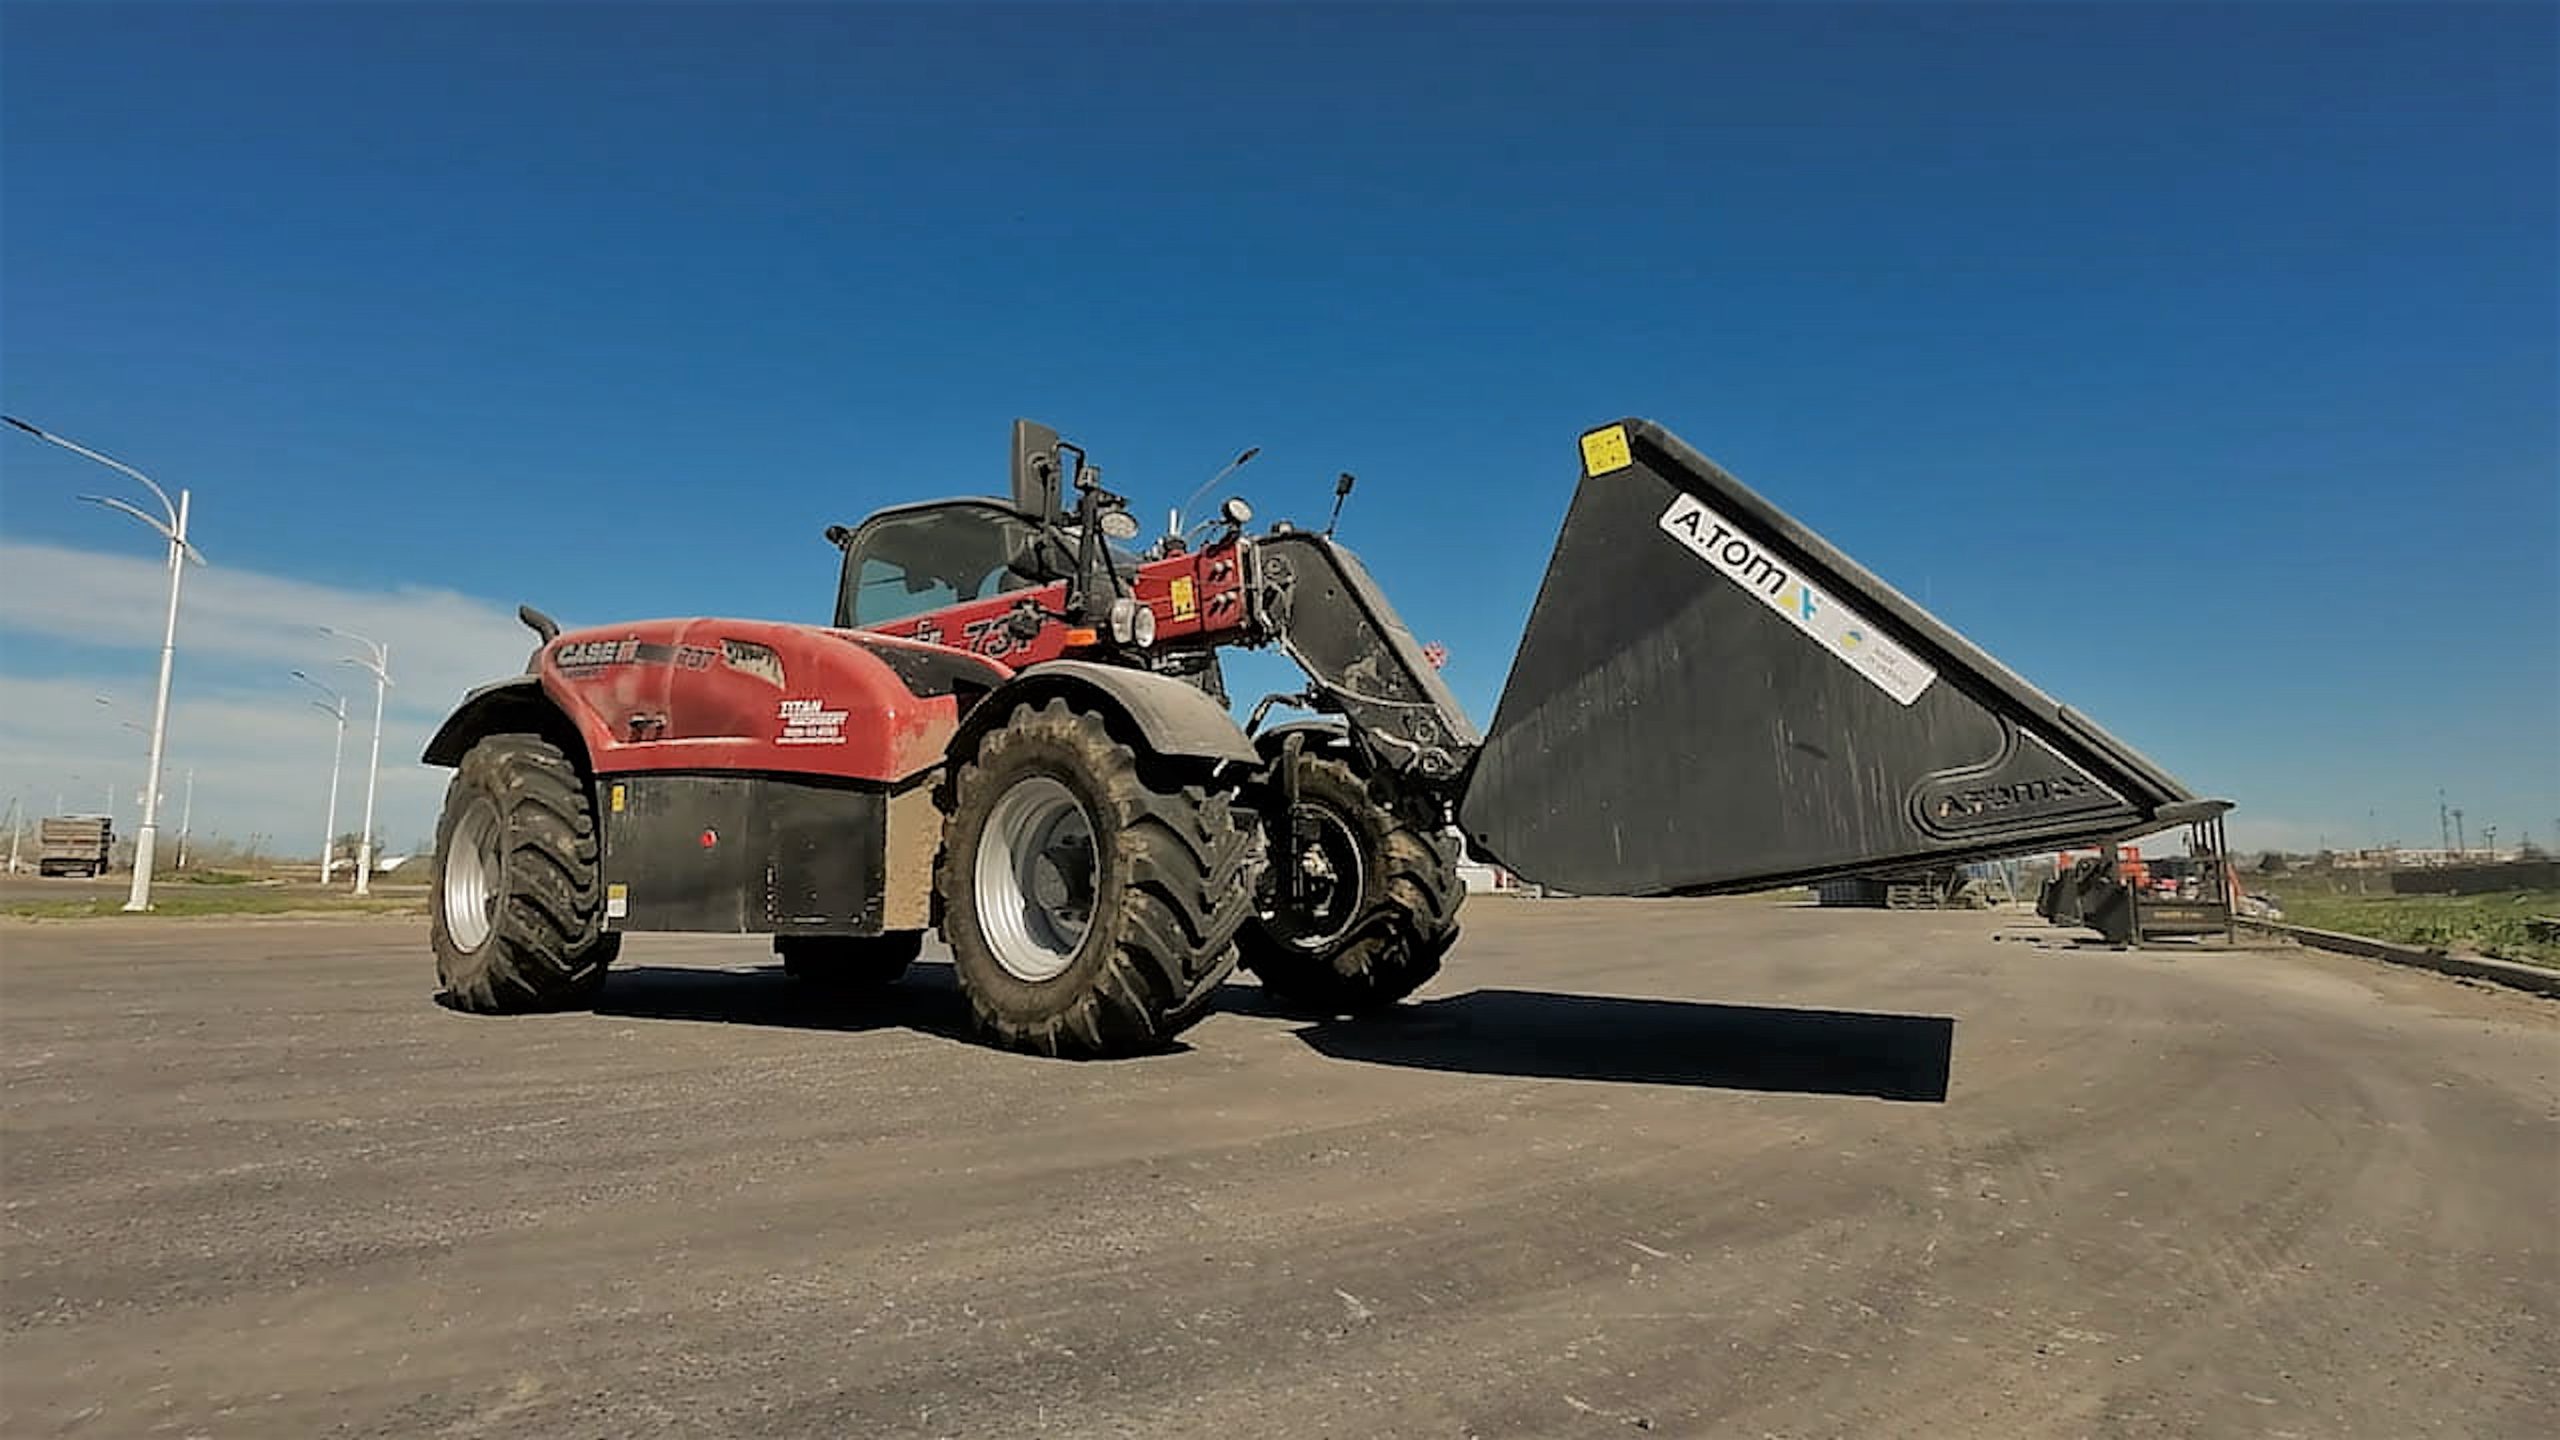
left=841, top=505, right=1041, bottom=628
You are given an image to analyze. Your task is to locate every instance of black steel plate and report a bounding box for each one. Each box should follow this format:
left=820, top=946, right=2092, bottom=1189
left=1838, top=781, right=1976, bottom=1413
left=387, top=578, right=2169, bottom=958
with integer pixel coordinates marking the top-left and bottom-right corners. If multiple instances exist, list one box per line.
left=1458, top=419, right=2205, bottom=896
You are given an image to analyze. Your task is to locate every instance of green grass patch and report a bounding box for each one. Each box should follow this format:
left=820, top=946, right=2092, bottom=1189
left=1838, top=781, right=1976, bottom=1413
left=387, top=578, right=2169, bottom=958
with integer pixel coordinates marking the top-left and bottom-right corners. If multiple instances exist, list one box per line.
left=3, top=891, right=422, bottom=920
left=2262, top=887, right=2560, bottom=968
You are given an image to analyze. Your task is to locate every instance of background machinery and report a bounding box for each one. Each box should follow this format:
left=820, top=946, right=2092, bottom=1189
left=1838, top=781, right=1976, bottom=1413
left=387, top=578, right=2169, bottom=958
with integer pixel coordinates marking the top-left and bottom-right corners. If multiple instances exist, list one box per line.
left=36, top=815, right=115, bottom=878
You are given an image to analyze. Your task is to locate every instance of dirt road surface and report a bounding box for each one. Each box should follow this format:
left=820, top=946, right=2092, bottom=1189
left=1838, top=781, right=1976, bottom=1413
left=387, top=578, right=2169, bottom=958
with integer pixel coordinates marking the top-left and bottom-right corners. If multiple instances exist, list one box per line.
left=3, top=901, right=2552, bottom=1438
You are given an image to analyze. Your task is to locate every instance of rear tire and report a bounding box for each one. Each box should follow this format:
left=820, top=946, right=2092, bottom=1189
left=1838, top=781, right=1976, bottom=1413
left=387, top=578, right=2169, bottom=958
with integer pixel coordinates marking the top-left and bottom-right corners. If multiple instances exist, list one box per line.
left=1238, top=749, right=1463, bottom=1015
left=431, top=733, right=620, bottom=1013
left=777, top=931, right=922, bottom=990
left=937, top=698, right=1258, bottom=1058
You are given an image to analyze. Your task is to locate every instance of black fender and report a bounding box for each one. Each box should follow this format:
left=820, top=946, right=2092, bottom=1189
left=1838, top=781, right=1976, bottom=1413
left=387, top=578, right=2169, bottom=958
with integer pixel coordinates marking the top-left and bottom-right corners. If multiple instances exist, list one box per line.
left=1250, top=718, right=1351, bottom=761
left=421, top=676, right=585, bottom=769
left=1247, top=716, right=1447, bottom=831
left=1251, top=721, right=1432, bottom=803
left=948, top=660, right=1261, bottom=772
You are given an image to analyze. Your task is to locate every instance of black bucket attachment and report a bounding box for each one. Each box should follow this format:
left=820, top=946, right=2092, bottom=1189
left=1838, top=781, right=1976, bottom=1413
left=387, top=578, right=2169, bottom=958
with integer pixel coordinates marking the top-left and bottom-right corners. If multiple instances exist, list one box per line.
left=1457, top=419, right=2221, bottom=897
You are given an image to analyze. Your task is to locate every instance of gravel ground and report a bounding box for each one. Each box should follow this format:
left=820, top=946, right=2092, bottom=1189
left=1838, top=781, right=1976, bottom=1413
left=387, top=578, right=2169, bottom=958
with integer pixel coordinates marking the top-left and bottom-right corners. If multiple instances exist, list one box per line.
left=3, top=899, right=2552, bottom=1438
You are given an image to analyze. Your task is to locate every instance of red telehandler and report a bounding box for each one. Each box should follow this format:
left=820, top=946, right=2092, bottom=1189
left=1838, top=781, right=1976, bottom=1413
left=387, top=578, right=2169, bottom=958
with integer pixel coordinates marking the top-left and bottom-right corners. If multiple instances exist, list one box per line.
left=422, top=418, right=2220, bottom=1056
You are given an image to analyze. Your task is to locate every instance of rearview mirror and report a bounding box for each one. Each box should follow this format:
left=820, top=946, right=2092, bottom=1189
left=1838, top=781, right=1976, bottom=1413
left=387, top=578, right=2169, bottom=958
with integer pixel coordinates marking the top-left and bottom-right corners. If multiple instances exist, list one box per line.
left=1010, top=418, right=1064, bottom=522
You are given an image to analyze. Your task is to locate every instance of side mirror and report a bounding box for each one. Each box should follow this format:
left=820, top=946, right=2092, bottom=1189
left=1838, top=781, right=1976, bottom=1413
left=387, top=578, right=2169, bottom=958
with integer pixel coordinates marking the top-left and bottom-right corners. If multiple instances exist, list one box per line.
left=1010, top=418, right=1064, bottom=522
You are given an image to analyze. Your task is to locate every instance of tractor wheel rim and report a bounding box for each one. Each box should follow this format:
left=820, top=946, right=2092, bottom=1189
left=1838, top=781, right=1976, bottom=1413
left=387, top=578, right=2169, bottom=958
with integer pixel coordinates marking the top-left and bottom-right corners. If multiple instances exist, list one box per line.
left=1276, top=802, right=1366, bottom=951
left=442, top=797, right=502, bottom=952
left=976, top=775, right=1097, bottom=983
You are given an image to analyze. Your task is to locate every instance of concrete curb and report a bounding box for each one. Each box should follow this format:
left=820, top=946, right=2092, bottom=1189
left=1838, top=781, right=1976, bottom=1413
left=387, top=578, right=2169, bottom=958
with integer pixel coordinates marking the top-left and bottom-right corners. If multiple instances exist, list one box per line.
left=2240, top=920, right=2560, bottom=997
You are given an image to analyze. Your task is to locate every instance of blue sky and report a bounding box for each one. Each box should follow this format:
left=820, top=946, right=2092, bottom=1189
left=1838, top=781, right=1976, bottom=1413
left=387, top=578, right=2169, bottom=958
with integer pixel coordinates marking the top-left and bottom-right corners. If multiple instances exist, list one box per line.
left=3, top=0, right=2553, bottom=857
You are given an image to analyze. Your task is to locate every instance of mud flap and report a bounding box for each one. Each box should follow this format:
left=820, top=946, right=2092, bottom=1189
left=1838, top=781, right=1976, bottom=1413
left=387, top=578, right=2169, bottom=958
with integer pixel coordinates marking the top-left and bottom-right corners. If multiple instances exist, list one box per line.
left=1457, top=420, right=2219, bottom=897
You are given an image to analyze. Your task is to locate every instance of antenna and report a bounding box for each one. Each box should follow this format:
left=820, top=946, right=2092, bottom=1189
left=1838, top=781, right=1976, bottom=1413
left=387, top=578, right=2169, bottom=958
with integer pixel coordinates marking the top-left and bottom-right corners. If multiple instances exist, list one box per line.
left=1174, top=446, right=1260, bottom=537
left=1322, top=472, right=1356, bottom=537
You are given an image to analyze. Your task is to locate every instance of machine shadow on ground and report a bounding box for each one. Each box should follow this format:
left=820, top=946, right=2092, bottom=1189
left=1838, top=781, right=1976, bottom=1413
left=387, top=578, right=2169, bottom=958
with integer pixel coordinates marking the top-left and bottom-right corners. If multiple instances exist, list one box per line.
left=594, top=962, right=983, bottom=1044
left=594, top=961, right=1217, bottom=1057
left=1280, top=989, right=1956, bottom=1102
left=592, top=963, right=1953, bottom=1099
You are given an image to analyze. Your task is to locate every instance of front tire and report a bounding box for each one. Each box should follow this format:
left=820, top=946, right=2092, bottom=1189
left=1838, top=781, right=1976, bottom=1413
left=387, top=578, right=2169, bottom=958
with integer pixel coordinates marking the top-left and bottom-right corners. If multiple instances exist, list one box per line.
left=938, top=698, right=1258, bottom=1058
left=1238, top=749, right=1463, bottom=1015
left=431, top=734, right=619, bottom=1013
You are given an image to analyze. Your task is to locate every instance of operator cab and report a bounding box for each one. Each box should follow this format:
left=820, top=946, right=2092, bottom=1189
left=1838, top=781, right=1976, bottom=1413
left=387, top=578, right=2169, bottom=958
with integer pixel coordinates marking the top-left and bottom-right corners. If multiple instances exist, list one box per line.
left=831, top=420, right=1075, bottom=629
left=829, top=418, right=1148, bottom=631
left=832, top=501, right=1049, bottom=629
left=830, top=501, right=1159, bottom=629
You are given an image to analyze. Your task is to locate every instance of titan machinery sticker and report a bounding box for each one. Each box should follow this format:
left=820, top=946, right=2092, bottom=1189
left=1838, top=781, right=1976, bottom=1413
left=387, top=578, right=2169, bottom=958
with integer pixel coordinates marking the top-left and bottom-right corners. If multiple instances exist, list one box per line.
left=776, top=697, right=849, bottom=745
left=1656, top=497, right=1939, bottom=707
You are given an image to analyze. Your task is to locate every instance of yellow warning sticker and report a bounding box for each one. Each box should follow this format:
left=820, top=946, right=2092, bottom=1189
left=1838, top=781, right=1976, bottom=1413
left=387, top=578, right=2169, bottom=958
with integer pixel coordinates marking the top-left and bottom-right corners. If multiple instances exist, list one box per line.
left=610, top=784, right=626, bottom=813
left=605, top=883, right=629, bottom=919
left=1580, top=425, right=1633, bottom=476
left=1170, top=576, right=1199, bottom=621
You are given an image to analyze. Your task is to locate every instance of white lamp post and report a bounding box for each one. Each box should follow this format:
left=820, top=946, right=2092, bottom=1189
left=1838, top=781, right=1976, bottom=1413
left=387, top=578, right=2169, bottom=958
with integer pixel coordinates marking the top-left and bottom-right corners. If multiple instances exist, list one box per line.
left=321, top=627, right=390, bottom=895
left=176, top=769, right=195, bottom=871
left=6, top=415, right=204, bottom=912
left=290, top=670, right=349, bottom=885
left=94, top=697, right=157, bottom=843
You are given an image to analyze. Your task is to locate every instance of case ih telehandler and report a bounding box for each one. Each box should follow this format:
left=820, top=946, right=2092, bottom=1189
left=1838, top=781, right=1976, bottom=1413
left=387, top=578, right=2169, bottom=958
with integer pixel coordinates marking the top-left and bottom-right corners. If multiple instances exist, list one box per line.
left=422, top=418, right=2219, bottom=1056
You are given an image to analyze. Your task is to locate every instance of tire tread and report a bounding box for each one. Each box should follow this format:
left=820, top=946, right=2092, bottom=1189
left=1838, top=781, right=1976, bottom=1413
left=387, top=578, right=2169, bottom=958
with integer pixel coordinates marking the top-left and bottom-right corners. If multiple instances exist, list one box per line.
left=938, top=698, right=1255, bottom=1057
left=1239, top=752, right=1463, bottom=1014
left=431, top=733, right=618, bottom=1014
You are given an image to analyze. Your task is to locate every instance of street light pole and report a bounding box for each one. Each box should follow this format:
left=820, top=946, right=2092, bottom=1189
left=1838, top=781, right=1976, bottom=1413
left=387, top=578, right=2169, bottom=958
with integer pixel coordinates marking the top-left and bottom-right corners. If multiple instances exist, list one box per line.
left=94, top=696, right=156, bottom=856
left=290, top=670, right=348, bottom=885
left=322, top=628, right=390, bottom=895
left=6, top=416, right=205, bottom=912
left=177, top=769, right=195, bottom=871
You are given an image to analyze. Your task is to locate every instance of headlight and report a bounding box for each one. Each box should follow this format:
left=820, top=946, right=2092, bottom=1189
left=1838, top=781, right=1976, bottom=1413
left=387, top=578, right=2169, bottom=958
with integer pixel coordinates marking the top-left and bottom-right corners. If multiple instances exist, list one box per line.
left=1108, top=596, right=1157, bottom=648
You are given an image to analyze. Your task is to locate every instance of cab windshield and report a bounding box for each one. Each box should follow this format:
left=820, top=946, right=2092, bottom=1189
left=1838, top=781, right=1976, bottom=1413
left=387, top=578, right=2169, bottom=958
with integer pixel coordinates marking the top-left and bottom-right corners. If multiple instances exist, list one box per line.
left=839, top=504, right=1044, bottom=628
